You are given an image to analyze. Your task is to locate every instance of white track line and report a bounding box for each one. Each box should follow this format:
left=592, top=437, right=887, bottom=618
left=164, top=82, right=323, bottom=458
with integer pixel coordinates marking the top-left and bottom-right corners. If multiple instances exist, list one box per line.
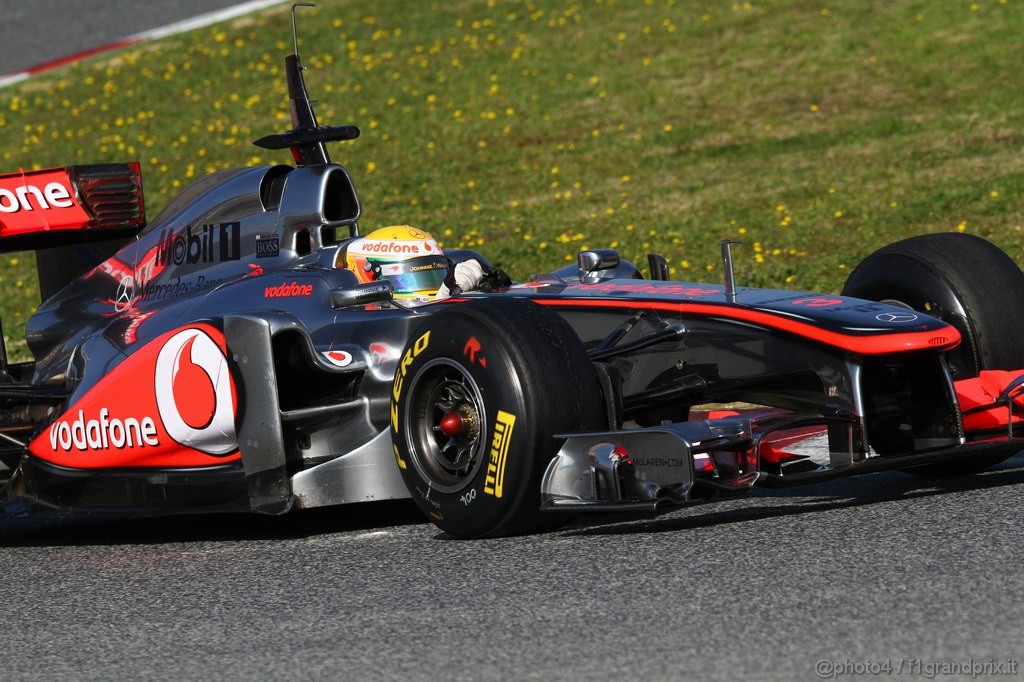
left=0, top=0, right=287, bottom=89
left=136, top=0, right=287, bottom=41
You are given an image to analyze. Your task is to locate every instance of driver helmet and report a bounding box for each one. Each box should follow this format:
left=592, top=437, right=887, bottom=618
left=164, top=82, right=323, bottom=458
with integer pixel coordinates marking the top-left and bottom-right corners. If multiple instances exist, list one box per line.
left=338, top=225, right=448, bottom=304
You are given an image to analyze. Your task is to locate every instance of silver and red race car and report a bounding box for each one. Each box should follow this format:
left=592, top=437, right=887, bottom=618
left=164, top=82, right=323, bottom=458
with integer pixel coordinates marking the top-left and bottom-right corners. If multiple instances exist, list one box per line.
left=2, top=14, right=1023, bottom=537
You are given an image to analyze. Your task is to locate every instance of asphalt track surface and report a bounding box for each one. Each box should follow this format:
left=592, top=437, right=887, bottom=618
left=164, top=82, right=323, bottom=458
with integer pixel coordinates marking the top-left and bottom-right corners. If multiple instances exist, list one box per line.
left=1, top=2, right=1023, bottom=680
left=0, top=0, right=249, bottom=75
left=1, top=453, right=1022, bottom=680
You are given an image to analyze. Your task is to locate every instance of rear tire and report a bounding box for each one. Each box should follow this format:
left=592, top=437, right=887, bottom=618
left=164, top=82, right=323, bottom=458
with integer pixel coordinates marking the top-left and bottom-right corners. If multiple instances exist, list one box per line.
left=391, top=298, right=604, bottom=537
left=843, top=232, right=1024, bottom=474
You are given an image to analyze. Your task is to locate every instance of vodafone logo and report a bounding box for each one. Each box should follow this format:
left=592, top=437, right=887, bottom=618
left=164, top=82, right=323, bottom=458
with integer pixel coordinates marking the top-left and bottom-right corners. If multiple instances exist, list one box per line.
left=323, top=350, right=353, bottom=367
left=30, top=323, right=239, bottom=469
left=48, top=408, right=159, bottom=452
left=155, top=328, right=236, bottom=455
left=264, top=281, right=314, bottom=298
left=0, top=168, right=90, bottom=235
left=0, top=181, right=74, bottom=213
left=355, top=240, right=436, bottom=256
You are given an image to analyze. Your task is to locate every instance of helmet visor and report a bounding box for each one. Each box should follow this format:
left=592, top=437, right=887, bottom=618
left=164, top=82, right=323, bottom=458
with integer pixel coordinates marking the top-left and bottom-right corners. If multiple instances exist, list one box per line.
left=377, top=256, right=449, bottom=293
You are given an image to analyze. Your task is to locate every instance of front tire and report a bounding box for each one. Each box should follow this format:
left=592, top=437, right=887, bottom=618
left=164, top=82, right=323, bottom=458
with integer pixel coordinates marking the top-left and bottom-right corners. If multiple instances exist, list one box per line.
left=391, top=298, right=604, bottom=537
left=843, top=232, right=1024, bottom=474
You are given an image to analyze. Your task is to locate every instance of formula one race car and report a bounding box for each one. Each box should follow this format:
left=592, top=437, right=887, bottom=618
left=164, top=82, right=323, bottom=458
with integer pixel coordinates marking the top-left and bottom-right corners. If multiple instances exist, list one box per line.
left=2, top=11, right=1023, bottom=538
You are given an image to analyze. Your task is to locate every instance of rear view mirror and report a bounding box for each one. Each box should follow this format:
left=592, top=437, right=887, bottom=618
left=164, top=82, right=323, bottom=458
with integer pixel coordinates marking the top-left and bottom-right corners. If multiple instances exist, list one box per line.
left=577, top=249, right=621, bottom=282
left=330, top=280, right=394, bottom=308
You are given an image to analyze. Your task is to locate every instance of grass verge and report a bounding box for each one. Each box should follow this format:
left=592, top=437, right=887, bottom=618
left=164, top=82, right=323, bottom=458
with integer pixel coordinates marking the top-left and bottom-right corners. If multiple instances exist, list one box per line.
left=0, top=0, right=1021, bottom=357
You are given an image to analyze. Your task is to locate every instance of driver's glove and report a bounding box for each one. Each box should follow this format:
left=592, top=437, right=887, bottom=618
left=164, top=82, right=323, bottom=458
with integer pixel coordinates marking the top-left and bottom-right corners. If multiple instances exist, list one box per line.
left=435, top=259, right=486, bottom=300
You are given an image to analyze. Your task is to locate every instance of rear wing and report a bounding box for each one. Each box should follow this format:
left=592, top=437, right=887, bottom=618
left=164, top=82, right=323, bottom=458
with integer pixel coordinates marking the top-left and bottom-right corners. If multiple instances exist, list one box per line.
left=0, top=163, right=145, bottom=253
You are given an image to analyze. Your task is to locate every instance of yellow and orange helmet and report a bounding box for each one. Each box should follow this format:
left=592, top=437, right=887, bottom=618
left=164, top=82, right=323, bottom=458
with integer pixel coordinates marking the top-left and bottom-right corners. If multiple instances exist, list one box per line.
left=338, top=225, right=449, bottom=303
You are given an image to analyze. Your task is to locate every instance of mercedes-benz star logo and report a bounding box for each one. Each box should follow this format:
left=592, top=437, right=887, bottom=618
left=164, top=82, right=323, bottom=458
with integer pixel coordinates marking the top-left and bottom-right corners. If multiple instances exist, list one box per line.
left=114, top=275, right=135, bottom=312
left=875, top=312, right=918, bottom=323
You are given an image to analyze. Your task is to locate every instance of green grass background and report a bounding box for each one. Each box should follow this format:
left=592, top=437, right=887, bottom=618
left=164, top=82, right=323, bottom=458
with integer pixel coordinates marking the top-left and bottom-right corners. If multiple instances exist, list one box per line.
left=0, top=0, right=1021, bottom=358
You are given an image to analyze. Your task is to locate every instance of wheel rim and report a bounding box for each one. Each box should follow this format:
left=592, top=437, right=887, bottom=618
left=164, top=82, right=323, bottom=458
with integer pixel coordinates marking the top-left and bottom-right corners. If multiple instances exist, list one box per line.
left=404, top=358, right=487, bottom=494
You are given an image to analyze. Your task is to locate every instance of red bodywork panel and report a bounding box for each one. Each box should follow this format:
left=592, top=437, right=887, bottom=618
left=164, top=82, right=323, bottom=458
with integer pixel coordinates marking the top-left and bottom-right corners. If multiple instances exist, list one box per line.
left=0, top=163, right=145, bottom=250
left=29, top=323, right=240, bottom=469
left=0, top=167, right=91, bottom=234
left=955, top=370, right=1024, bottom=432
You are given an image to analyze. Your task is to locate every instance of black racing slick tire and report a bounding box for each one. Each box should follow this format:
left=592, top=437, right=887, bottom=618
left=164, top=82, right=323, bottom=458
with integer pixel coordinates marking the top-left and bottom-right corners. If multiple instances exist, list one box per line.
left=843, top=232, right=1024, bottom=379
left=391, top=298, right=604, bottom=538
left=843, top=232, right=1024, bottom=474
